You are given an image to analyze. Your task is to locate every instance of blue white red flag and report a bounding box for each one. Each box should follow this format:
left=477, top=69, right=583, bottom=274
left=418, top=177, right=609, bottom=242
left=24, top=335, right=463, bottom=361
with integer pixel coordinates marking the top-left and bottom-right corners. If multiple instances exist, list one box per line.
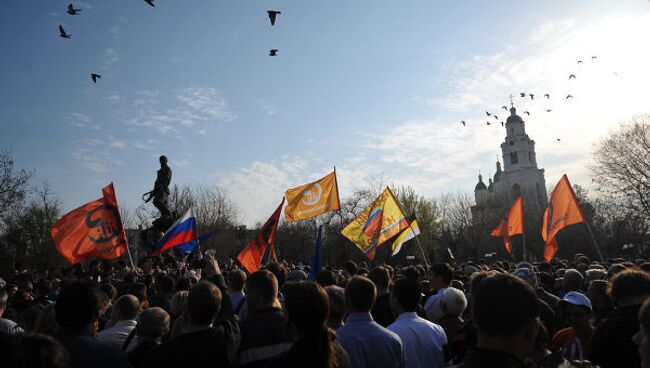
left=153, top=209, right=199, bottom=254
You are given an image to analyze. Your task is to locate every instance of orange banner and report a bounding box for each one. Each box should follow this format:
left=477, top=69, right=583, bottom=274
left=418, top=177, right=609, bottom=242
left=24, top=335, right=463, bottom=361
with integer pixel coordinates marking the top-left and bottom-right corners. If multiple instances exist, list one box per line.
left=51, top=183, right=127, bottom=264
left=490, top=196, right=524, bottom=254
left=541, top=175, right=586, bottom=261
left=284, top=171, right=340, bottom=222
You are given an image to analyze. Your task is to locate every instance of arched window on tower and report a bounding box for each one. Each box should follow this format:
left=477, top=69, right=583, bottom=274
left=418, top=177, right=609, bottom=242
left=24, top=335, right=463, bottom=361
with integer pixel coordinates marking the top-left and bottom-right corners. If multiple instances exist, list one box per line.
left=510, top=152, right=518, bottom=165
left=512, top=183, right=522, bottom=200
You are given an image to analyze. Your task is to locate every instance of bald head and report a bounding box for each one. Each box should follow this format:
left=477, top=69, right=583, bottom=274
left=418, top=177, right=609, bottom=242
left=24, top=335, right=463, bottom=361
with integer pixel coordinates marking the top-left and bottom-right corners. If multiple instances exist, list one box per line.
left=113, top=294, right=140, bottom=322
left=137, top=307, right=170, bottom=341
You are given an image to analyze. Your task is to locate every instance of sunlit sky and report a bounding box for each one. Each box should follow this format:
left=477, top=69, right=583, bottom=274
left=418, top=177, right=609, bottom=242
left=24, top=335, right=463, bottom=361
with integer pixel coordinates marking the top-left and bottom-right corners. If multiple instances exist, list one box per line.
left=1, top=0, right=650, bottom=225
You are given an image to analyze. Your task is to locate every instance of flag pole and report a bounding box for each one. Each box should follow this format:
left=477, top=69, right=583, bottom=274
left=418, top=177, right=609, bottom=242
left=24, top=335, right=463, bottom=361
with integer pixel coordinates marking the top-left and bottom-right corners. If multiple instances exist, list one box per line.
left=522, top=232, right=526, bottom=262
left=584, top=221, right=604, bottom=262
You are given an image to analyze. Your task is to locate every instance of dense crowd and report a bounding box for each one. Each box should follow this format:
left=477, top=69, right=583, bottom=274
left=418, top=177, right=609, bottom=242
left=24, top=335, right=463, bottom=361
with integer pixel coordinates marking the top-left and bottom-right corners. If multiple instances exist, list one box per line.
left=1, top=252, right=650, bottom=368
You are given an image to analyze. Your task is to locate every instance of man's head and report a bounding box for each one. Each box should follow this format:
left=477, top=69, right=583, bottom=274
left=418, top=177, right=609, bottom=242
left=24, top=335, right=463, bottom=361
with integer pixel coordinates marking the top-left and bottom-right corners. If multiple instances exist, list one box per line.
left=227, top=269, right=247, bottom=293
left=562, top=269, right=583, bottom=292
left=429, top=263, right=453, bottom=291
left=586, top=280, right=609, bottom=306
left=245, top=270, right=278, bottom=311
left=159, top=155, right=168, bottom=165
left=187, top=281, right=222, bottom=326
left=55, top=280, right=101, bottom=332
left=610, top=269, right=650, bottom=308
left=559, top=291, right=593, bottom=330
left=344, top=276, right=376, bottom=313
left=284, top=281, right=329, bottom=335
left=472, top=273, right=539, bottom=359
left=441, top=287, right=468, bottom=318
left=368, top=267, right=391, bottom=295
left=514, top=268, right=538, bottom=288
left=136, top=307, right=170, bottom=342
left=390, top=278, right=421, bottom=314
left=111, top=295, right=140, bottom=324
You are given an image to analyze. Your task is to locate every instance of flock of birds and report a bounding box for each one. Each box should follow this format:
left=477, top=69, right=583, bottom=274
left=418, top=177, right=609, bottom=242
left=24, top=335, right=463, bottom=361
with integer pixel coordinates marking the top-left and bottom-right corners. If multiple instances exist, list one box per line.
left=459, top=55, right=617, bottom=143
left=56, top=2, right=283, bottom=83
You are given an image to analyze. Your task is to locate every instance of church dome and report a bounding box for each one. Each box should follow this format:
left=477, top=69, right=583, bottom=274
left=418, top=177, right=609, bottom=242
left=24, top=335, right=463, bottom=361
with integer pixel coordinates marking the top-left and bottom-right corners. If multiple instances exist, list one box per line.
left=475, top=174, right=487, bottom=191
left=494, top=161, right=503, bottom=183
left=506, top=106, right=523, bottom=125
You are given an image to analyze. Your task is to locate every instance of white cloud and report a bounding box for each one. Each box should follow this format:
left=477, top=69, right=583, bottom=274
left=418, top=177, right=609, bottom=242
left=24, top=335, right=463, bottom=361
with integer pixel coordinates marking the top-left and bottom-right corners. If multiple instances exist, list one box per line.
left=108, top=135, right=127, bottom=149
left=68, top=112, right=100, bottom=129
left=133, top=138, right=161, bottom=150
left=103, top=48, right=119, bottom=68
left=177, top=87, right=237, bottom=122
left=255, top=99, right=277, bottom=117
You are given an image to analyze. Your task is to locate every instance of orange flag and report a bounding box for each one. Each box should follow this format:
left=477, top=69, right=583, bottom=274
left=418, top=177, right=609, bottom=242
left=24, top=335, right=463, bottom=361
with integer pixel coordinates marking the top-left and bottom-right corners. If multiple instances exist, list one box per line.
left=490, top=196, right=524, bottom=253
left=541, top=175, right=586, bottom=262
left=237, top=198, right=284, bottom=274
left=51, top=183, right=127, bottom=264
left=284, top=171, right=340, bottom=222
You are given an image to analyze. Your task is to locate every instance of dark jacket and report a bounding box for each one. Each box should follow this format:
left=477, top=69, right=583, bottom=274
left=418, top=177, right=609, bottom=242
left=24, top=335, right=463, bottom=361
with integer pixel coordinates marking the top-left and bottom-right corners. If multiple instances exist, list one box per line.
left=266, top=336, right=353, bottom=368
left=56, top=331, right=130, bottom=368
left=455, top=348, right=527, bottom=368
left=238, top=307, right=293, bottom=368
left=127, top=340, right=159, bottom=368
left=144, top=327, right=233, bottom=368
left=590, top=304, right=642, bottom=368
left=371, top=293, right=396, bottom=327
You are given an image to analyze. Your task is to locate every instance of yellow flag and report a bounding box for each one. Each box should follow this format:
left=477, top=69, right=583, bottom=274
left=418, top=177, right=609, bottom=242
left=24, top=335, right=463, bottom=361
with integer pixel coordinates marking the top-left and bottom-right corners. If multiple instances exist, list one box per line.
left=284, top=171, right=340, bottom=222
left=341, top=187, right=409, bottom=260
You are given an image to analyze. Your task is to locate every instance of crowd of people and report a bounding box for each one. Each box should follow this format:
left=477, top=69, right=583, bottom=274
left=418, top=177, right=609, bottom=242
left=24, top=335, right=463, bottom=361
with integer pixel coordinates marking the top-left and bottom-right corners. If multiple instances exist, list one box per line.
left=1, top=252, right=650, bottom=368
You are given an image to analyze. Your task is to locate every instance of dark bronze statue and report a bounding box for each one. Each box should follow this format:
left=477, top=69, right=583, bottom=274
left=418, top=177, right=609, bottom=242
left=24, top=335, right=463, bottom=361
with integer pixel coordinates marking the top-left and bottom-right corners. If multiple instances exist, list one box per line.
left=143, top=155, right=172, bottom=220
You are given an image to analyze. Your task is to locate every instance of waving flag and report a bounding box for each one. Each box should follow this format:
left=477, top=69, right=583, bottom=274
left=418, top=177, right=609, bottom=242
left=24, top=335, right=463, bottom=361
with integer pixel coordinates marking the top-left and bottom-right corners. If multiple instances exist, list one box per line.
left=391, top=217, right=420, bottom=256
left=542, top=175, right=586, bottom=261
left=308, top=225, right=324, bottom=281
left=238, top=198, right=284, bottom=273
left=341, top=187, right=409, bottom=260
left=51, top=183, right=127, bottom=264
left=153, top=208, right=198, bottom=255
left=285, top=171, right=340, bottom=222
left=490, top=196, right=524, bottom=254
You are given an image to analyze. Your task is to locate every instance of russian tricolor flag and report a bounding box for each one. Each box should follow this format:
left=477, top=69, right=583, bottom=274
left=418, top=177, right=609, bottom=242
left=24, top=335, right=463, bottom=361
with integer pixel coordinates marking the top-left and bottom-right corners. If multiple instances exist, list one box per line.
left=153, top=208, right=199, bottom=254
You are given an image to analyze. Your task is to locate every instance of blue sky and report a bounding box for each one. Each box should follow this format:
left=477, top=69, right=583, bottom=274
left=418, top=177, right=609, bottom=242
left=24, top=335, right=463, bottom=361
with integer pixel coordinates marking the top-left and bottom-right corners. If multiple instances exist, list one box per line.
left=2, top=0, right=650, bottom=225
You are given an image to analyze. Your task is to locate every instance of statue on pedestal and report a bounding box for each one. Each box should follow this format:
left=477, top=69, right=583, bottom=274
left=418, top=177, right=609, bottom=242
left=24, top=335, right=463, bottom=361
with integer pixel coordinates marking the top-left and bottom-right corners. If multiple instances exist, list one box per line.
left=141, top=155, right=175, bottom=251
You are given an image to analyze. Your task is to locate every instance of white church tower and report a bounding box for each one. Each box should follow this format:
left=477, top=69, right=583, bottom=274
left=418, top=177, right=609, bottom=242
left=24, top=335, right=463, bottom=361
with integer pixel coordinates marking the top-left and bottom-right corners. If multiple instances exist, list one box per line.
left=473, top=104, right=548, bottom=224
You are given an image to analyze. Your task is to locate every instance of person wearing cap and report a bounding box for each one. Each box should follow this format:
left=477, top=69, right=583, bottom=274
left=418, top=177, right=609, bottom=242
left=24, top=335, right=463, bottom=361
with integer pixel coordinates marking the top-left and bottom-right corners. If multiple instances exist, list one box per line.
left=551, top=291, right=594, bottom=361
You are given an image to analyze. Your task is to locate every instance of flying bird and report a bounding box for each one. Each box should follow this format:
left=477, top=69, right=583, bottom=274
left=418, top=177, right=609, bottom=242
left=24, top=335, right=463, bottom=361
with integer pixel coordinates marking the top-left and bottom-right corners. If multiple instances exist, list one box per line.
left=486, top=110, right=491, bottom=116
left=91, top=73, right=101, bottom=83
left=502, top=106, right=508, bottom=111
left=524, top=111, right=530, bottom=116
left=566, top=94, right=574, bottom=99
left=269, top=48, right=278, bottom=56
left=58, top=25, right=70, bottom=39
left=529, top=93, right=534, bottom=100
left=592, top=56, right=597, bottom=60
left=569, top=74, right=576, bottom=80
left=544, top=93, right=550, bottom=99
left=577, top=60, right=583, bottom=64
left=545, top=109, right=552, bottom=112
left=144, top=0, right=155, bottom=7
left=556, top=138, right=561, bottom=142
left=494, top=115, right=498, bottom=120
left=486, top=121, right=491, bottom=126
left=461, top=121, right=466, bottom=126
left=267, top=10, right=281, bottom=26
left=67, top=4, right=82, bottom=15
left=613, top=72, right=618, bottom=77
left=520, top=92, right=526, bottom=97
left=500, top=121, right=504, bottom=127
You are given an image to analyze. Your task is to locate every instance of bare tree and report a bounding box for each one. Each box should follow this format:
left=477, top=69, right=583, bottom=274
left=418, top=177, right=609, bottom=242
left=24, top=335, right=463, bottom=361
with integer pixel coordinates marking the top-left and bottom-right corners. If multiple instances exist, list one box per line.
left=0, top=150, right=32, bottom=224
left=591, top=115, right=650, bottom=220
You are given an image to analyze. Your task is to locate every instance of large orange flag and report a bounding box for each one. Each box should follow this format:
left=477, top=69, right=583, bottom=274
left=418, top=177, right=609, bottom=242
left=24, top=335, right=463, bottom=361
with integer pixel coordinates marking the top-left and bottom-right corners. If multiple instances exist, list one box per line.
left=51, top=183, right=127, bottom=264
left=490, top=196, right=524, bottom=253
left=541, top=175, right=586, bottom=261
left=284, top=171, right=340, bottom=222
left=237, top=198, right=284, bottom=274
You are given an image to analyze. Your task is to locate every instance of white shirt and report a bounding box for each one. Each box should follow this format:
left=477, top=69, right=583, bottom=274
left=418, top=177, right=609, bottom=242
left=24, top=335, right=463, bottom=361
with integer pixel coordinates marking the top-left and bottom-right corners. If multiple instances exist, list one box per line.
left=423, top=288, right=446, bottom=322
left=97, top=319, right=137, bottom=351
left=387, top=312, right=447, bottom=368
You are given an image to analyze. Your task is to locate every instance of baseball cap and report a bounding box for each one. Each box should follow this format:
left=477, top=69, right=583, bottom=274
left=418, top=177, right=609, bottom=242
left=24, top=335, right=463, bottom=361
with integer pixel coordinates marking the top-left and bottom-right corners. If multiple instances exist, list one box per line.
left=560, top=291, right=592, bottom=311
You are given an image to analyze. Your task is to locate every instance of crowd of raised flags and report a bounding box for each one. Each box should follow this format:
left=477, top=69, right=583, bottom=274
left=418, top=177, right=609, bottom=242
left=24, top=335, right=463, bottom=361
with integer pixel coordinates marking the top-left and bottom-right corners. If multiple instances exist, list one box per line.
left=50, top=170, right=597, bottom=269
